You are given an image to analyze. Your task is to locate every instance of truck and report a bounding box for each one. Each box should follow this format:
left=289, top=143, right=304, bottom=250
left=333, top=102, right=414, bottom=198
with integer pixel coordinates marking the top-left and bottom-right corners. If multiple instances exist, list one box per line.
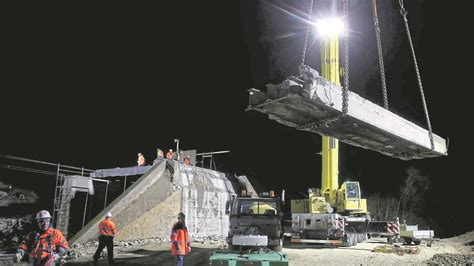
left=399, top=223, right=434, bottom=246
left=209, top=190, right=289, bottom=265
left=226, top=190, right=284, bottom=251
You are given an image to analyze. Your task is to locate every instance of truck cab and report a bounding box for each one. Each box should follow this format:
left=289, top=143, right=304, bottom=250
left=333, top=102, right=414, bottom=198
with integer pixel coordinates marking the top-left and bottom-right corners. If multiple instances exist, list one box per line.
left=227, top=191, right=284, bottom=251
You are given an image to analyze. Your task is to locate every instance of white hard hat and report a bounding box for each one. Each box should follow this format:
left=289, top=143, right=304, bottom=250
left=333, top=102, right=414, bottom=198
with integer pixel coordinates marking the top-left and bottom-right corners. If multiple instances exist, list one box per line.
left=36, top=210, right=51, bottom=220
left=106, top=212, right=112, bottom=218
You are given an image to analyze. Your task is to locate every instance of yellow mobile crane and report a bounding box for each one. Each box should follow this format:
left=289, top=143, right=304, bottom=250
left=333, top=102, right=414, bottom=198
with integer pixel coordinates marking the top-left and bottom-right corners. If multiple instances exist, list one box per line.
left=247, top=0, right=446, bottom=247
left=290, top=16, right=370, bottom=247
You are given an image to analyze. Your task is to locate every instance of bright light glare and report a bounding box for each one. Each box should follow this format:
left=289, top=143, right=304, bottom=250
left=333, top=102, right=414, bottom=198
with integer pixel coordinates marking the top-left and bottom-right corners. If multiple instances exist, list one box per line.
left=315, top=17, right=345, bottom=37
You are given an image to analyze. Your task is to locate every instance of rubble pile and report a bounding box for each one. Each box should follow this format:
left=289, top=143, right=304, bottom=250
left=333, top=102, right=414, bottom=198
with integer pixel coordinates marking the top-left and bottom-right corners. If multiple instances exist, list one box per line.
left=0, top=216, right=33, bottom=249
left=426, top=254, right=474, bottom=265
left=117, top=236, right=170, bottom=247
left=191, top=234, right=227, bottom=248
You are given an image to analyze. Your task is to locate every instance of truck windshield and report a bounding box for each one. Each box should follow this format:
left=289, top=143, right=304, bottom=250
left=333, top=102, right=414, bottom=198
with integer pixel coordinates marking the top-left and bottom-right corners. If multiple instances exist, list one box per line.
left=233, top=199, right=279, bottom=216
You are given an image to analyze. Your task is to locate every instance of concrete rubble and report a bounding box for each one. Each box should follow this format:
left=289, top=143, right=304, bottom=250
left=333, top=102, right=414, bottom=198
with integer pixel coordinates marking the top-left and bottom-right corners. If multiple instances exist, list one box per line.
left=426, top=253, right=474, bottom=265
left=0, top=215, right=33, bottom=249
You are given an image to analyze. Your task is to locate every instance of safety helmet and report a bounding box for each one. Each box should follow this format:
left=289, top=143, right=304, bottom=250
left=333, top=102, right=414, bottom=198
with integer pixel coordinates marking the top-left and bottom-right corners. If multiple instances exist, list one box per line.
left=178, top=212, right=185, bottom=220
left=36, top=210, right=51, bottom=220
left=105, top=212, right=112, bottom=218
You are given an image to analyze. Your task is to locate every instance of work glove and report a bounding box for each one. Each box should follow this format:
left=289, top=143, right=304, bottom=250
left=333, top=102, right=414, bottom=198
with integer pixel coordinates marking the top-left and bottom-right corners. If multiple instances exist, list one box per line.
left=188, top=247, right=191, bottom=253
left=13, top=253, right=22, bottom=263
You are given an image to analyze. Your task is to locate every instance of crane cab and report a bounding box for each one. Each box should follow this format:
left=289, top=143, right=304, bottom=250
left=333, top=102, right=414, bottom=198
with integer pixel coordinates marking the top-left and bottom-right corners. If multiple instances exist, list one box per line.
left=337, top=181, right=367, bottom=214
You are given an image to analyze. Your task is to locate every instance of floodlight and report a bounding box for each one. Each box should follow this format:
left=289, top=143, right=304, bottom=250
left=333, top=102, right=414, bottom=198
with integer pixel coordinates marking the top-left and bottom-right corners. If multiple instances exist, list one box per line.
left=315, top=17, right=345, bottom=37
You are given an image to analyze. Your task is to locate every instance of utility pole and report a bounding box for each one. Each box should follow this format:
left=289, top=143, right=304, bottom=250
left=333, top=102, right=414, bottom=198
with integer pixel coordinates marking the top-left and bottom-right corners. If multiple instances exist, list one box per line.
left=174, top=139, right=180, bottom=161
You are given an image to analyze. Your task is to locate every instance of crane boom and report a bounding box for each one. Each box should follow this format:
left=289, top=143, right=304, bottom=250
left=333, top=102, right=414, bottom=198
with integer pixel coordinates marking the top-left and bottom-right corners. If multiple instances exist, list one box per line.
left=321, top=35, right=340, bottom=208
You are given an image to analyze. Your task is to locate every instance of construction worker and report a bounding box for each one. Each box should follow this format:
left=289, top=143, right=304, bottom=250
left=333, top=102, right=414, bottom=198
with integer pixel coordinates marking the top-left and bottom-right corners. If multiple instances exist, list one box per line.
left=166, top=149, right=174, bottom=160
left=170, top=212, right=190, bottom=266
left=14, top=210, right=69, bottom=265
left=93, top=212, right=116, bottom=265
left=183, top=156, right=191, bottom=166
left=157, top=148, right=164, bottom=159
left=137, top=153, right=145, bottom=166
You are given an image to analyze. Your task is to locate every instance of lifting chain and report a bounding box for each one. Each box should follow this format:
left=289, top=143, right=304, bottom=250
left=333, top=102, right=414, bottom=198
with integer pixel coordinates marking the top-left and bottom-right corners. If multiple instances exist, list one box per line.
left=371, top=0, right=389, bottom=109
left=342, top=0, right=350, bottom=115
left=301, top=0, right=314, bottom=66
left=399, top=0, right=434, bottom=150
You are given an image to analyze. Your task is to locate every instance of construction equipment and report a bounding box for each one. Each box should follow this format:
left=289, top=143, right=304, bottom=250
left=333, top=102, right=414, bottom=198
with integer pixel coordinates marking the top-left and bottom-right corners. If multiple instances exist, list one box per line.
left=287, top=12, right=370, bottom=247
left=400, top=223, right=434, bottom=246
left=247, top=0, right=445, bottom=247
left=209, top=251, right=288, bottom=266
left=226, top=190, right=285, bottom=251
left=209, top=190, right=288, bottom=265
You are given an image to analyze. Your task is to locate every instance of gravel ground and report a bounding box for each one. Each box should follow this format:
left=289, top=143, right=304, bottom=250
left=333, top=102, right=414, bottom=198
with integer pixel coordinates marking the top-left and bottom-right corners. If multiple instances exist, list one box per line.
left=61, top=231, right=473, bottom=265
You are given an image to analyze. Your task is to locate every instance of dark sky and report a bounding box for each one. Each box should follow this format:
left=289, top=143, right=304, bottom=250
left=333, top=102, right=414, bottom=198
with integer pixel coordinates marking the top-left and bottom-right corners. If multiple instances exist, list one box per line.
left=1, top=1, right=473, bottom=236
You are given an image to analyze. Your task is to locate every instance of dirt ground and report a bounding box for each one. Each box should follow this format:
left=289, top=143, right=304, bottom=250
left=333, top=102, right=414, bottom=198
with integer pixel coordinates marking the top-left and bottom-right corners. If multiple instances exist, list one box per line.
left=65, top=232, right=473, bottom=265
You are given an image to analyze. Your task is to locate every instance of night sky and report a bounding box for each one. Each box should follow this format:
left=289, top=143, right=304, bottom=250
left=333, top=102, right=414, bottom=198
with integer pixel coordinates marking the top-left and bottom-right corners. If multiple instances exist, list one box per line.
left=1, top=1, right=473, bottom=237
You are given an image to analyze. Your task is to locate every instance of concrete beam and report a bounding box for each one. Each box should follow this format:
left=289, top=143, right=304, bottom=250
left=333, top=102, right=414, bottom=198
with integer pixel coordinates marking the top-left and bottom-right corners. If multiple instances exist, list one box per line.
left=247, top=66, right=447, bottom=160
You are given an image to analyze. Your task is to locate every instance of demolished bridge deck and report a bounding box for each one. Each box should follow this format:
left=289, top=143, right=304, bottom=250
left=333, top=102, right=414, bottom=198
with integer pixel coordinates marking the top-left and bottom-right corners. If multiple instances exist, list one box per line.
left=247, top=68, right=447, bottom=160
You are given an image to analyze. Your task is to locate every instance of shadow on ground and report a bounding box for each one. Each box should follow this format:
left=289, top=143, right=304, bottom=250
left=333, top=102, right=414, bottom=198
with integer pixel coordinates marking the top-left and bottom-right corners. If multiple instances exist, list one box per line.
left=65, top=246, right=216, bottom=266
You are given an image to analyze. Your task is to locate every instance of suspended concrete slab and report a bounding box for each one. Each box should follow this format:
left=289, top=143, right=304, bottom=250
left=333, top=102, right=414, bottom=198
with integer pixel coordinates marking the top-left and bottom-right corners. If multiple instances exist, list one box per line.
left=247, top=66, right=447, bottom=160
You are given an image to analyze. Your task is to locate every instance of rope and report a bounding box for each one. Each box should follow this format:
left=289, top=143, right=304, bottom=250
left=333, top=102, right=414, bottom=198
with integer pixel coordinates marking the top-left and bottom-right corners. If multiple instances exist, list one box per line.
left=371, top=0, right=389, bottom=109
left=399, top=0, right=435, bottom=150
left=301, top=0, right=314, bottom=66
left=342, top=0, right=350, bottom=115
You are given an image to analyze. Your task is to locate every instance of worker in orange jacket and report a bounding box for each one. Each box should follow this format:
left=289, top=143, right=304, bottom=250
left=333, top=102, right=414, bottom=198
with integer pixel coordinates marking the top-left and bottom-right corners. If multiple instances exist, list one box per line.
left=93, top=212, right=116, bottom=265
left=14, top=210, right=69, bottom=265
left=166, top=149, right=174, bottom=160
left=170, top=212, right=190, bottom=266
left=137, top=153, right=146, bottom=166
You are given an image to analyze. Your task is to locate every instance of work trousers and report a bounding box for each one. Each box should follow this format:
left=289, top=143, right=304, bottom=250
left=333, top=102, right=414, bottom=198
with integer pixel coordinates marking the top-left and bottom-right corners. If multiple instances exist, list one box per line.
left=93, top=235, right=114, bottom=264
left=175, top=255, right=184, bottom=266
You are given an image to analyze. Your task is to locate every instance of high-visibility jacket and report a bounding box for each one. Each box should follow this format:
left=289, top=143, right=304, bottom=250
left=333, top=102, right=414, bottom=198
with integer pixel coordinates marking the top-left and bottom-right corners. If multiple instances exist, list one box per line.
left=98, top=219, right=116, bottom=237
left=170, top=222, right=190, bottom=256
left=18, top=227, right=69, bottom=265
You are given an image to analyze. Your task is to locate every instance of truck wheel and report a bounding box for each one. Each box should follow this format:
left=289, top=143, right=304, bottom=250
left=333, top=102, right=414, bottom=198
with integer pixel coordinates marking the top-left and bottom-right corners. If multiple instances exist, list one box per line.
left=413, top=240, right=421, bottom=245
left=403, top=238, right=412, bottom=245
left=270, top=240, right=283, bottom=252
